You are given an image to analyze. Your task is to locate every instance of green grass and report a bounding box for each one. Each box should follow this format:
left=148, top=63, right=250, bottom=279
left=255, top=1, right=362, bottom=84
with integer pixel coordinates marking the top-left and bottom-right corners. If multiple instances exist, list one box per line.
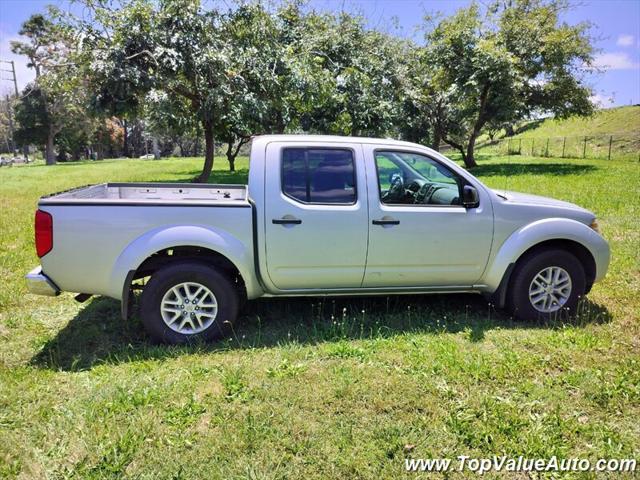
left=480, top=106, right=640, bottom=160
left=1, top=155, right=639, bottom=478
left=515, top=106, right=640, bottom=138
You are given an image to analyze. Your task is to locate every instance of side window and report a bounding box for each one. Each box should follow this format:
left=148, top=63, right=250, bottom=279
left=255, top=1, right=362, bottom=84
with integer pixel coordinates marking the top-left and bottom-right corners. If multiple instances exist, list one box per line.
left=375, top=151, right=463, bottom=206
left=282, top=148, right=356, bottom=204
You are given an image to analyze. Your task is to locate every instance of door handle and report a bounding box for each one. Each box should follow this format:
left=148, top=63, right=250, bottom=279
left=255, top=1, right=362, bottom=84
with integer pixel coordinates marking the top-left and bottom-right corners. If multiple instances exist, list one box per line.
left=272, top=218, right=302, bottom=225
left=372, top=218, right=400, bottom=226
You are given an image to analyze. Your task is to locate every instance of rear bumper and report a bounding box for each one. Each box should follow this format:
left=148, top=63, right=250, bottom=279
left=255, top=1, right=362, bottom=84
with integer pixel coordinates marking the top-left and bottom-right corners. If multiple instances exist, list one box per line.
left=26, top=267, right=60, bottom=296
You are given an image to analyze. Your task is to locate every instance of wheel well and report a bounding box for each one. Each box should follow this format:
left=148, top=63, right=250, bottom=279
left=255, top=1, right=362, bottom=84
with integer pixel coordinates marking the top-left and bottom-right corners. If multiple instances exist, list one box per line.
left=515, top=239, right=596, bottom=291
left=132, top=246, right=246, bottom=297
left=492, top=238, right=597, bottom=309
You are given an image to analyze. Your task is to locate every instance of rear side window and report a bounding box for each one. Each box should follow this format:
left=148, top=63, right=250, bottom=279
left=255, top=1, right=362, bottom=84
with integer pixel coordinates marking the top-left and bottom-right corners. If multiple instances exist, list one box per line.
left=282, top=148, right=356, bottom=204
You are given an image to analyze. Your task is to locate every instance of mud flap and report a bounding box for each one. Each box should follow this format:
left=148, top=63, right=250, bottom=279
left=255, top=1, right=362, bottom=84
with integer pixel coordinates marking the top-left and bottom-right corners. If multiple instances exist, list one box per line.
left=121, top=269, right=136, bottom=320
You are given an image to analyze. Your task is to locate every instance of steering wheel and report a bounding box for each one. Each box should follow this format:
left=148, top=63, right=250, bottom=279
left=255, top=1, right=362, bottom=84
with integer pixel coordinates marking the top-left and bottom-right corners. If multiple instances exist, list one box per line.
left=382, top=173, right=405, bottom=203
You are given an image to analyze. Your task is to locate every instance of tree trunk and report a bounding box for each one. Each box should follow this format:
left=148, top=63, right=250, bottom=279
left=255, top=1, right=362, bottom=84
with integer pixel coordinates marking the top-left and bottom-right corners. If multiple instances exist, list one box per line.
left=462, top=85, right=490, bottom=169
left=123, top=119, right=129, bottom=157
left=152, top=137, right=160, bottom=160
left=431, top=128, right=441, bottom=151
left=443, top=136, right=467, bottom=165
left=45, top=128, right=56, bottom=165
left=193, top=130, right=201, bottom=156
left=464, top=133, right=479, bottom=168
left=226, top=140, right=235, bottom=172
left=195, top=120, right=214, bottom=183
left=226, top=137, right=249, bottom=172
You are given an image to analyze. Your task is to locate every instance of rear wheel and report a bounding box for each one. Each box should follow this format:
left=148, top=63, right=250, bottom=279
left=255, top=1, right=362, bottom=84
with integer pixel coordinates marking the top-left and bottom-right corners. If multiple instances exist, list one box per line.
left=140, top=262, right=238, bottom=344
left=508, top=249, right=586, bottom=321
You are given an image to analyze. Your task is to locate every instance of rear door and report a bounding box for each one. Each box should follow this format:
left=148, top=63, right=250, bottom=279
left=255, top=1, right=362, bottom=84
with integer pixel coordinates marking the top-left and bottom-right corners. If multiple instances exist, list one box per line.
left=263, top=141, right=369, bottom=290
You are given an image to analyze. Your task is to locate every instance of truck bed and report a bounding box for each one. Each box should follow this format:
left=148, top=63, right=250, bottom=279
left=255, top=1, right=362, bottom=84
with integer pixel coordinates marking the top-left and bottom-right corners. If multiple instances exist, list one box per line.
left=39, top=183, right=248, bottom=206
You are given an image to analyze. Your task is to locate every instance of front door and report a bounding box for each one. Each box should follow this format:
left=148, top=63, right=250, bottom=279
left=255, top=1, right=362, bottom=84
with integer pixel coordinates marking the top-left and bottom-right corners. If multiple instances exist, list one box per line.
left=264, top=142, right=369, bottom=290
left=363, top=146, right=493, bottom=287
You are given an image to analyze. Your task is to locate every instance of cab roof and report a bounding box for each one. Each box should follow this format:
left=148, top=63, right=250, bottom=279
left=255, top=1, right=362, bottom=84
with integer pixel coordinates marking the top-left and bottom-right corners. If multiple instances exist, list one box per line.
left=251, top=134, right=429, bottom=150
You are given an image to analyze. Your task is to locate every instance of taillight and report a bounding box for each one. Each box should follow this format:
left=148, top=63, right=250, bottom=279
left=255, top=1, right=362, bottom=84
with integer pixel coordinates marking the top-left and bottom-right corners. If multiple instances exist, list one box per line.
left=35, top=209, right=53, bottom=257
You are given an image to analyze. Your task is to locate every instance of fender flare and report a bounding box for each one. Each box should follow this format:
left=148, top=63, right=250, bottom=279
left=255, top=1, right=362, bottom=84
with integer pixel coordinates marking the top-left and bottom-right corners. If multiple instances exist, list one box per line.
left=482, top=217, right=610, bottom=295
left=108, top=224, right=261, bottom=302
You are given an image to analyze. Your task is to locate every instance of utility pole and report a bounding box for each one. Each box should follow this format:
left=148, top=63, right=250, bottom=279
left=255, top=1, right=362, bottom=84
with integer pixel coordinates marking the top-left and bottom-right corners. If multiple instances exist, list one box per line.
left=0, top=60, right=28, bottom=160
left=0, top=60, right=19, bottom=96
left=4, top=95, right=15, bottom=153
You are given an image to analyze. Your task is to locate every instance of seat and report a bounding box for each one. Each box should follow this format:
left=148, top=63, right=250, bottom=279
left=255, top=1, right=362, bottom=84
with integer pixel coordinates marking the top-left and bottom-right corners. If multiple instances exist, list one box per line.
left=311, top=157, right=354, bottom=203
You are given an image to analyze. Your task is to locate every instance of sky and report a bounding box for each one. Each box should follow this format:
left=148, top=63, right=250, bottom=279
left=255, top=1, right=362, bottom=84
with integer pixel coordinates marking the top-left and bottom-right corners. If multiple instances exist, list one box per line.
left=0, top=0, right=639, bottom=107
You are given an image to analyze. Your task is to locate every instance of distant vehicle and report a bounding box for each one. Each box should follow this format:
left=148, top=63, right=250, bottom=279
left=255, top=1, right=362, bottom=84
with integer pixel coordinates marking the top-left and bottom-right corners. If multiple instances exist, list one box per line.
left=26, top=135, right=610, bottom=344
left=139, top=153, right=155, bottom=159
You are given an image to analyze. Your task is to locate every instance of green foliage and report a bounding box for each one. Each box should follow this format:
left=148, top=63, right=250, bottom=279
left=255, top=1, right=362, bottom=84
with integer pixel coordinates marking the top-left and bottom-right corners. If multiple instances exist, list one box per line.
left=422, top=0, right=595, bottom=167
left=80, top=0, right=253, bottom=179
left=10, top=13, right=57, bottom=78
left=283, top=9, right=408, bottom=137
left=214, top=3, right=289, bottom=169
left=12, top=10, right=90, bottom=164
left=144, top=91, right=201, bottom=154
left=75, top=1, right=413, bottom=174
left=13, top=87, right=49, bottom=147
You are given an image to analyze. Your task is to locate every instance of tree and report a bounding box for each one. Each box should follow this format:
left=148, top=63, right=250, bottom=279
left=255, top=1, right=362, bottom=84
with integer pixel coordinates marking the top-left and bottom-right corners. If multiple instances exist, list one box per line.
left=144, top=90, right=200, bottom=157
left=13, top=87, right=49, bottom=151
left=79, top=0, right=262, bottom=181
left=92, top=118, right=125, bottom=160
left=11, top=12, right=87, bottom=165
left=214, top=3, right=288, bottom=171
left=423, top=0, right=594, bottom=168
left=398, top=48, right=448, bottom=150
left=0, top=96, right=16, bottom=154
left=281, top=9, right=407, bottom=138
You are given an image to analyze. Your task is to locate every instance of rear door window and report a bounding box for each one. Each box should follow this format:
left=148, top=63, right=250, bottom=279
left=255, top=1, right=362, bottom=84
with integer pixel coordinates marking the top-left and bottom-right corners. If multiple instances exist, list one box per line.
left=282, top=148, right=356, bottom=204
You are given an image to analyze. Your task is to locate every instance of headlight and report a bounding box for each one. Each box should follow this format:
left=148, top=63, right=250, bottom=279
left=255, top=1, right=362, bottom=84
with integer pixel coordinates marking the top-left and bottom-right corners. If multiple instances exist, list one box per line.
left=590, top=218, right=600, bottom=233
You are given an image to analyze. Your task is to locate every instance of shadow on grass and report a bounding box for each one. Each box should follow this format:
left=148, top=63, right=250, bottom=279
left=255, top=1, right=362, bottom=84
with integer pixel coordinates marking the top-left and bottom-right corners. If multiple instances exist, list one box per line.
left=470, top=162, right=597, bottom=177
left=31, top=293, right=612, bottom=372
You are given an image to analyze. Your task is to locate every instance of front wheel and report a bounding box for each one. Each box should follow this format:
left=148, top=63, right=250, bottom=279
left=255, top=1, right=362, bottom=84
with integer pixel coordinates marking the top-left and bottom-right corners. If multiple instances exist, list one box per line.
left=140, top=262, right=238, bottom=344
left=507, top=249, right=586, bottom=321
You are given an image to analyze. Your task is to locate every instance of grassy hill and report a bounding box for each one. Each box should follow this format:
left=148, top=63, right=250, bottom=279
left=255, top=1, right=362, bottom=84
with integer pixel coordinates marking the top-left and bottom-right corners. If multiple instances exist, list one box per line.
left=516, top=105, right=640, bottom=138
left=481, top=106, right=640, bottom=160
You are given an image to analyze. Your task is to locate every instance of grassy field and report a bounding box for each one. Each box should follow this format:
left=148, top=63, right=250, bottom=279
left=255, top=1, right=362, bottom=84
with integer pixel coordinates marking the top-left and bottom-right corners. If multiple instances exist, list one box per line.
left=0, top=154, right=639, bottom=478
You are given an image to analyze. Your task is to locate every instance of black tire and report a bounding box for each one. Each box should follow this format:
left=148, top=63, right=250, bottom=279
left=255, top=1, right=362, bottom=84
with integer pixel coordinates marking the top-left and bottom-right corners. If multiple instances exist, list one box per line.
left=140, top=261, right=238, bottom=344
left=507, top=249, right=586, bottom=321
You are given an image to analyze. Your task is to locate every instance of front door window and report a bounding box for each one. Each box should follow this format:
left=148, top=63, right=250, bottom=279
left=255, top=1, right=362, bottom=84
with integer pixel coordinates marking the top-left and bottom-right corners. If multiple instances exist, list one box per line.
left=375, top=151, right=464, bottom=206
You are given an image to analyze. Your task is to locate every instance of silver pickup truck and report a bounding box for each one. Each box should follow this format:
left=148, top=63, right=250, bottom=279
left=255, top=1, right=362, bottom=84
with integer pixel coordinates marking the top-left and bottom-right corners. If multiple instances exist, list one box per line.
left=26, top=135, right=610, bottom=344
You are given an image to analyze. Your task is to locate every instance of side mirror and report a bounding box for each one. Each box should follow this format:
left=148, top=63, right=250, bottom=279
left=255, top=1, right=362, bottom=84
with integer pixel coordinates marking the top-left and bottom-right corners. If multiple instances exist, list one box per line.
left=462, top=185, right=479, bottom=208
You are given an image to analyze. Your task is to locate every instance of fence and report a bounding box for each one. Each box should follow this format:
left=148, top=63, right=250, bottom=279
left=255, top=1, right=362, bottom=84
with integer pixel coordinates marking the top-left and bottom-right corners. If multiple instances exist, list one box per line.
left=480, top=134, right=640, bottom=161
